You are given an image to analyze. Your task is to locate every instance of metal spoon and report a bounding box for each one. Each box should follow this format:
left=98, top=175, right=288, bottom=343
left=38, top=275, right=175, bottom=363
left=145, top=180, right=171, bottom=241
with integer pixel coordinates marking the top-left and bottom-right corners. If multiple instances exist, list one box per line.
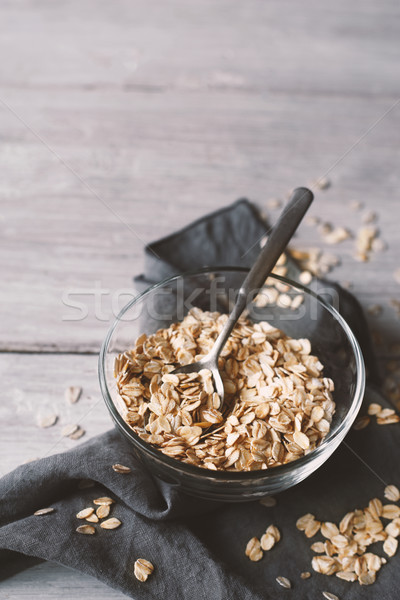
left=172, top=187, right=314, bottom=408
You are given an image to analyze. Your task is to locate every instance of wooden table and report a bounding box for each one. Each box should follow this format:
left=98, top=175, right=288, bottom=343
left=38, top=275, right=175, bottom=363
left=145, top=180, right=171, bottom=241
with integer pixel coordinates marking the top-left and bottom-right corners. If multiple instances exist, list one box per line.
left=1, top=0, right=399, bottom=597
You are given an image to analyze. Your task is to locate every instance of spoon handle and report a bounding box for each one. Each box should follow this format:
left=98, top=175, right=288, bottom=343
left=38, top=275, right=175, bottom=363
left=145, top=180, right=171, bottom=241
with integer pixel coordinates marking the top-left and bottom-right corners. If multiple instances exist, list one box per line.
left=208, top=187, right=313, bottom=360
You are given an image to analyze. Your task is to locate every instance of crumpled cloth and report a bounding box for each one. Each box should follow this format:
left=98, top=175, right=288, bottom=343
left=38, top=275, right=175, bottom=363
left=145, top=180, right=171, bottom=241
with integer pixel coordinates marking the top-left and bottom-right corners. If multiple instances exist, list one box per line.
left=0, top=199, right=397, bottom=600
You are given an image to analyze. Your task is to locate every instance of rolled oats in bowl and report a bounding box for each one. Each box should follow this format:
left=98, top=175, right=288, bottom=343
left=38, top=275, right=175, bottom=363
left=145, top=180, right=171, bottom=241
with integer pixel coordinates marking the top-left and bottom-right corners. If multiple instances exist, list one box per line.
left=114, top=307, right=335, bottom=472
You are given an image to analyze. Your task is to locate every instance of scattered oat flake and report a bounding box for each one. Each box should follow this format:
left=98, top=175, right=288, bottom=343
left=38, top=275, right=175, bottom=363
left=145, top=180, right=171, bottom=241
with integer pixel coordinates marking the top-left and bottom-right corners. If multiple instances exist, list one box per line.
left=389, top=299, right=400, bottom=318
left=260, top=496, right=277, bottom=508
left=386, top=521, right=400, bottom=537
left=305, top=519, right=321, bottom=538
left=134, top=558, right=154, bottom=582
left=350, top=200, right=363, bottom=211
left=245, top=537, right=263, bottom=561
left=311, top=541, right=326, bottom=553
left=65, top=385, right=82, bottom=404
left=296, top=513, right=315, bottom=531
left=393, top=269, right=400, bottom=284
left=291, top=294, right=304, bottom=309
left=34, top=507, right=55, bottom=516
left=319, top=222, right=332, bottom=236
left=353, top=416, right=370, bottom=430
left=299, top=270, right=313, bottom=285
left=93, top=497, right=114, bottom=506
left=336, top=571, right=357, bottom=582
left=112, top=463, right=131, bottom=474
left=259, top=496, right=277, bottom=507
left=267, top=525, right=280, bottom=541
left=314, top=176, right=331, bottom=190
left=322, top=592, right=339, bottom=600
left=368, top=403, right=382, bottom=416
left=382, top=504, right=400, bottom=519
left=362, top=210, right=377, bottom=224
left=267, top=198, right=282, bottom=209
left=331, top=534, right=348, bottom=548
left=377, top=415, right=400, bottom=425
left=379, top=404, right=396, bottom=417
left=38, top=414, right=58, bottom=428
left=76, top=507, right=94, bottom=519
left=76, top=524, right=95, bottom=535
left=355, top=226, right=378, bottom=261
left=86, top=513, right=99, bottom=523
left=300, top=571, right=311, bottom=579
left=359, top=572, right=376, bottom=585
left=312, top=556, right=337, bottom=575
left=96, top=504, right=110, bottom=519
left=320, top=252, right=340, bottom=268
left=69, top=426, right=86, bottom=440
left=306, top=216, right=320, bottom=226
left=276, top=253, right=287, bottom=266
left=276, top=576, right=291, bottom=589
left=100, top=517, right=121, bottom=529
left=62, top=424, right=79, bottom=437
left=260, top=532, right=275, bottom=551
left=277, top=293, right=292, bottom=308
left=371, top=237, right=387, bottom=252
left=384, top=484, right=400, bottom=502
left=324, top=227, right=352, bottom=245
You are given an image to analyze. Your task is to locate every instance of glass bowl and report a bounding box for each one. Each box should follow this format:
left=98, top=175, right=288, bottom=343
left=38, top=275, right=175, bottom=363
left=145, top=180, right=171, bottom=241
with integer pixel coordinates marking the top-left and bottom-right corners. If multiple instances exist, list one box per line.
left=99, top=267, right=365, bottom=502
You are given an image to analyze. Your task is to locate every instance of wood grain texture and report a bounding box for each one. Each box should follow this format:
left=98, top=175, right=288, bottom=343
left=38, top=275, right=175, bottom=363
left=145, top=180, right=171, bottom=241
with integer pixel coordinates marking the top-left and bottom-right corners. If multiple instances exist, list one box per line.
left=0, top=0, right=399, bottom=596
left=1, top=561, right=127, bottom=599
left=1, top=89, right=399, bottom=352
left=0, top=354, right=108, bottom=475
left=0, top=0, right=399, bottom=96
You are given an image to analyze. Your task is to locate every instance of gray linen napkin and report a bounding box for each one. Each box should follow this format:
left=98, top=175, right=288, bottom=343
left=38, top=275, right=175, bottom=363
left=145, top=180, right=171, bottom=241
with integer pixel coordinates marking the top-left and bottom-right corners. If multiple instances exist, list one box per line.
left=0, top=199, right=397, bottom=600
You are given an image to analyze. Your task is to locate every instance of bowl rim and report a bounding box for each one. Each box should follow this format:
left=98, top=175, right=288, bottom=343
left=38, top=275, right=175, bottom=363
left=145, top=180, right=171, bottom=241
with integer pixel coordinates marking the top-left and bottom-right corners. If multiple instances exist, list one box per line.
left=99, top=266, right=366, bottom=481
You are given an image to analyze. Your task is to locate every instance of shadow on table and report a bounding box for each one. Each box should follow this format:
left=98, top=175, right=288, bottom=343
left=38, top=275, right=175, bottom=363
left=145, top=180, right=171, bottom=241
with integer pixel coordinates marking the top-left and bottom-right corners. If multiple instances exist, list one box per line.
left=0, top=549, right=43, bottom=581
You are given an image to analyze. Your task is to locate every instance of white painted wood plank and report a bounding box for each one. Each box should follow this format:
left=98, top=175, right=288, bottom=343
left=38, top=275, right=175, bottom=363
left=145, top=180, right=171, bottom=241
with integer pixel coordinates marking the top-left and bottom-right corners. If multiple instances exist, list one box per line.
left=0, top=0, right=399, bottom=96
left=0, top=89, right=399, bottom=352
left=1, top=561, right=127, bottom=599
left=0, top=354, right=109, bottom=475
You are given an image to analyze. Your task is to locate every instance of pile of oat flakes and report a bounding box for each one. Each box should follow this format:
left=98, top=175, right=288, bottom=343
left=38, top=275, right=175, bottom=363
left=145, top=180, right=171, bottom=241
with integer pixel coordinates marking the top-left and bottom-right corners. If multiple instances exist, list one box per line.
left=296, top=483, right=400, bottom=587
left=114, top=307, right=335, bottom=471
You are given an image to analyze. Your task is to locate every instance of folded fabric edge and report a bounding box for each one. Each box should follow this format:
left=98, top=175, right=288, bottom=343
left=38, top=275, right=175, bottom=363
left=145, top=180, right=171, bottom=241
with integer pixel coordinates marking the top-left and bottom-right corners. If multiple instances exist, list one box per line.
left=143, top=198, right=263, bottom=262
